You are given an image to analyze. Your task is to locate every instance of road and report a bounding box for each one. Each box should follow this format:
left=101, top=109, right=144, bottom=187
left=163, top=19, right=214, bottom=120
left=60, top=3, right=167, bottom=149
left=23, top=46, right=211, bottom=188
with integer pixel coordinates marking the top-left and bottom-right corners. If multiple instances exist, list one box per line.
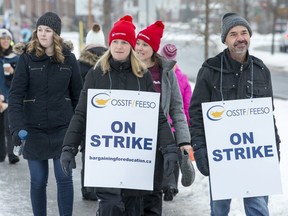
left=0, top=153, right=205, bottom=216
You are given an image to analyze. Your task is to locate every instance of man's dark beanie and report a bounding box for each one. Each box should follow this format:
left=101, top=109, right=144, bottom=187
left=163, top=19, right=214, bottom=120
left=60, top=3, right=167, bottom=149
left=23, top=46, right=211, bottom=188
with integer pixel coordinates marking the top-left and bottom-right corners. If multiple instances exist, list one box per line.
left=36, top=12, right=61, bottom=35
left=221, top=12, right=252, bottom=43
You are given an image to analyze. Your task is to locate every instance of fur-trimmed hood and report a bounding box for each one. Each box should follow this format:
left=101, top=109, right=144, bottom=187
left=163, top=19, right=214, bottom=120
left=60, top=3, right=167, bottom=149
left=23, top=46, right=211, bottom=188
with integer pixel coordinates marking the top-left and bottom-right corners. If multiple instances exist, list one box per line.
left=13, top=40, right=74, bottom=56
left=78, top=45, right=107, bottom=67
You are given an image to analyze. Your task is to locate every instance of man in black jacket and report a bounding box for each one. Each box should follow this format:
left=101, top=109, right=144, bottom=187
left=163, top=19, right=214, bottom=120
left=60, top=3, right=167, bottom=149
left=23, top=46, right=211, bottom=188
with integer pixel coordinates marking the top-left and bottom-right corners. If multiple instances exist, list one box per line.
left=189, top=13, right=281, bottom=216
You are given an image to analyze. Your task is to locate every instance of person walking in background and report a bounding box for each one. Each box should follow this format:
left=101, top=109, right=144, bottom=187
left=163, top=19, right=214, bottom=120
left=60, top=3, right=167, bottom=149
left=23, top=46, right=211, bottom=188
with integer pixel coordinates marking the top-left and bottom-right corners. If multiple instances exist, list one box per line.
left=21, top=22, right=32, bottom=43
left=135, top=21, right=192, bottom=214
left=8, top=12, right=82, bottom=216
left=60, top=15, right=178, bottom=216
left=189, top=13, right=281, bottom=216
left=160, top=44, right=192, bottom=126
left=10, top=21, right=22, bottom=43
left=85, top=23, right=106, bottom=47
left=79, top=23, right=107, bottom=81
left=78, top=23, right=107, bottom=201
left=0, top=28, right=19, bottom=164
left=160, top=43, right=194, bottom=201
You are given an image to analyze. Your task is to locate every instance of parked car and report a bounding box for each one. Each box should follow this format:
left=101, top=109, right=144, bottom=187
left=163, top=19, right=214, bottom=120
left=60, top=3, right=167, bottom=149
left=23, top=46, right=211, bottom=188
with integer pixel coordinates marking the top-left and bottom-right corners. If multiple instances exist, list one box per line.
left=279, top=29, right=288, bottom=52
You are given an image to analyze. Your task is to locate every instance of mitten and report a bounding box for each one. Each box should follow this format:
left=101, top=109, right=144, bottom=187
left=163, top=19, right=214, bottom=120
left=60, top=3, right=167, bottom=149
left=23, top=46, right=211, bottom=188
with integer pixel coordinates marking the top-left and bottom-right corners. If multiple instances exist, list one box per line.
left=60, top=146, right=78, bottom=176
left=192, top=143, right=209, bottom=176
left=179, top=150, right=195, bottom=187
left=160, top=144, right=178, bottom=178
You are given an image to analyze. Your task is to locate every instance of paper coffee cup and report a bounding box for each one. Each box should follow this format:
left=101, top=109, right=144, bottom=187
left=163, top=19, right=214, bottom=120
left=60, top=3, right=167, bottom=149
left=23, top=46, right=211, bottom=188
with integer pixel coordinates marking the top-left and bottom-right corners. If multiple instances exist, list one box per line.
left=3, top=63, right=10, bottom=75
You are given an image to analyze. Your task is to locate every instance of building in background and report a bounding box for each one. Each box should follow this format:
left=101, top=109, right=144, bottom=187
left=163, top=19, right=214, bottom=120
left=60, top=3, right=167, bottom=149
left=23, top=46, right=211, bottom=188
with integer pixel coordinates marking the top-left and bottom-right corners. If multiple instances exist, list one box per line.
left=0, top=0, right=75, bottom=31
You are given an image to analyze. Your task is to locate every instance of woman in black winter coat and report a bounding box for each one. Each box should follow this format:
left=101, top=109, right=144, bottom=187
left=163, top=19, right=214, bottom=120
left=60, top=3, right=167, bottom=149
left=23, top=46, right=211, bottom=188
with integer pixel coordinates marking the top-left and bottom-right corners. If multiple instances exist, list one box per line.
left=8, top=12, right=83, bottom=216
left=60, top=15, right=177, bottom=216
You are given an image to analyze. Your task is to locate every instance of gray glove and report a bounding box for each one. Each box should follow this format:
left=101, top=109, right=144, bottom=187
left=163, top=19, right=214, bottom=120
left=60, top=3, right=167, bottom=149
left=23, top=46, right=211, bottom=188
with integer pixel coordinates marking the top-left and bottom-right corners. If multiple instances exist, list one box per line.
left=192, top=143, right=209, bottom=176
left=160, top=144, right=178, bottom=178
left=60, top=146, right=78, bottom=176
left=180, top=150, right=195, bottom=187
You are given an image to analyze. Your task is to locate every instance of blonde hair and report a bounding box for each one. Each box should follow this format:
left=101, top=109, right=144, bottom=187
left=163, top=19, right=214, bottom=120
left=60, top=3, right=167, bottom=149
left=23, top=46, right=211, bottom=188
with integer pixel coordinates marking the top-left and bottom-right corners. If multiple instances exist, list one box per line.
left=27, top=30, right=65, bottom=63
left=95, top=48, right=147, bottom=78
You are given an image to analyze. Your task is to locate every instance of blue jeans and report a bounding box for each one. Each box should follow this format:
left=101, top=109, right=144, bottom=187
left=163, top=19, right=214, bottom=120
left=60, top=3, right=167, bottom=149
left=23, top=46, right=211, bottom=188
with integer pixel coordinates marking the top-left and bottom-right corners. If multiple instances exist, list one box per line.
left=210, top=195, right=269, bottom=216
left=27, top=159, right=74, bottom=216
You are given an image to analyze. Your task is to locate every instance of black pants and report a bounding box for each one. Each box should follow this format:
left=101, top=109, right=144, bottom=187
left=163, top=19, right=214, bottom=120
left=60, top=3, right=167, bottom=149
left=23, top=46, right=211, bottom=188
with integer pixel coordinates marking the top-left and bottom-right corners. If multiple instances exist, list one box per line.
left=0, top=112, right=5, bottom=159
left=97, top=192, right=141, bottom=216
left=141, top=150, right=164, bottom=216
left=162, top=149, right=181, bottom=192
left=0, top=110, right=13, bottom=159
left=142, top=191, right=162, bottom=216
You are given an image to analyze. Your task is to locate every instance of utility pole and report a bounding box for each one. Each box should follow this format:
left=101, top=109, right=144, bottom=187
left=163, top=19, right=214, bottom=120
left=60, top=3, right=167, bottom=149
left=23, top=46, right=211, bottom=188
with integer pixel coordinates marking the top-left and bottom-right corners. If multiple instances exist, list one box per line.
left=204, top=0, right=209, bottom=60
left=271, top=0, right=280, bottom=55
left=88, top=0, right=92, bottom=29
left=103, top=0, right=112, bottom=40
left=243, top=0, right=248, bottom=20
left=146, top=0, right=149, bottom=26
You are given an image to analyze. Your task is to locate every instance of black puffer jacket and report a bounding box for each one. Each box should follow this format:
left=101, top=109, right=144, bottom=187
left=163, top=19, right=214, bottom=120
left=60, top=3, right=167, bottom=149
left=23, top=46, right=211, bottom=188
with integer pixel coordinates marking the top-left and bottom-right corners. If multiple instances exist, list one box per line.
left=9, top=42, right=83, bottom=159
left=63, top=57, right=175, bottom=194
left=189, top=48, right=281, bottom=151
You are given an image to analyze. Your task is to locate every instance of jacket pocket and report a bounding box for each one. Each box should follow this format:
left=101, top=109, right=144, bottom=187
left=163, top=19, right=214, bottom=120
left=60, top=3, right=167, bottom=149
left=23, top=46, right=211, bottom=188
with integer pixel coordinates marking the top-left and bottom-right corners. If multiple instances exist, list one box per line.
left=246, top=81, right=269, bottom=98
left=213, top=85, right=236, bottom=101
left=23, top=99, right=42, bottom=126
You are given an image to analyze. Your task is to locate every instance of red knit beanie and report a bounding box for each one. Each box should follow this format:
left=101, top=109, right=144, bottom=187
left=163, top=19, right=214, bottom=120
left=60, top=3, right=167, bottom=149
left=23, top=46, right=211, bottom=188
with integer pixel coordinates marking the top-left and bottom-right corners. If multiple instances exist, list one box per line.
left=108, top=15, right=136, bottom=47
left=137, top=20, right=164, bottom=52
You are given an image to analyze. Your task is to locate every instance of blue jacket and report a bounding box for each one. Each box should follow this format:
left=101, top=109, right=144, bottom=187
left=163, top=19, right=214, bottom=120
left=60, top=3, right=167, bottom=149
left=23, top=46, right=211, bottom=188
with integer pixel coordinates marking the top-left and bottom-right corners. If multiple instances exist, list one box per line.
left=0, top=52, right=19, bottom=102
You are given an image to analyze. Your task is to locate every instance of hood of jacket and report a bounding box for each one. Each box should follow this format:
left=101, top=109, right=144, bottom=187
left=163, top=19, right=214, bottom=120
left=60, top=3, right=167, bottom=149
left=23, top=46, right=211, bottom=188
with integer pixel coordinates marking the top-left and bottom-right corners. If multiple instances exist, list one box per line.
left=157, top=54, right=176, bottom=75
left=78, top=46, right=107, bottom=67
left=202, top=48, right=266, bottom=74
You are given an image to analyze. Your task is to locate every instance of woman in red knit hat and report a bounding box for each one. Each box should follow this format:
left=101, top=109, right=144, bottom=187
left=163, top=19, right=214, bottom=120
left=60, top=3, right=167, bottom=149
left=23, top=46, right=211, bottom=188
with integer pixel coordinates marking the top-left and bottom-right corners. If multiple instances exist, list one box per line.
left=60, top=15, right=178, bottom=216
left=135, top=21, right=193, bottom=214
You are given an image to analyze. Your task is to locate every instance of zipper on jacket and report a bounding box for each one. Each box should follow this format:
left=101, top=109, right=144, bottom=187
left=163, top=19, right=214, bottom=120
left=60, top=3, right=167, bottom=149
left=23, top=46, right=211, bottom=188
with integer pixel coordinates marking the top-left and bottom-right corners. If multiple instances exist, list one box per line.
left=23, top=99, right=36, bottom=103
left=30, top=67, right=43, bottom=71
left=240, top=64, right=243, bottom=71
left=60, top=67, right=70, bottom=71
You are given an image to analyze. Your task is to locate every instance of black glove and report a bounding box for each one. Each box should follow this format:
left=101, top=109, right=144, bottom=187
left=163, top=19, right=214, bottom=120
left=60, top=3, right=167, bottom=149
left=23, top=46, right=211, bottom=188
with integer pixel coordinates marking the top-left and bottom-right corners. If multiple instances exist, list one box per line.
left=12, top=130, right=22, bottom=146
left=192, top=143, right=209, bottom=176
left=60, top=146, right=78, bottom=176
left=160, top=144, right=178, bottom=178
